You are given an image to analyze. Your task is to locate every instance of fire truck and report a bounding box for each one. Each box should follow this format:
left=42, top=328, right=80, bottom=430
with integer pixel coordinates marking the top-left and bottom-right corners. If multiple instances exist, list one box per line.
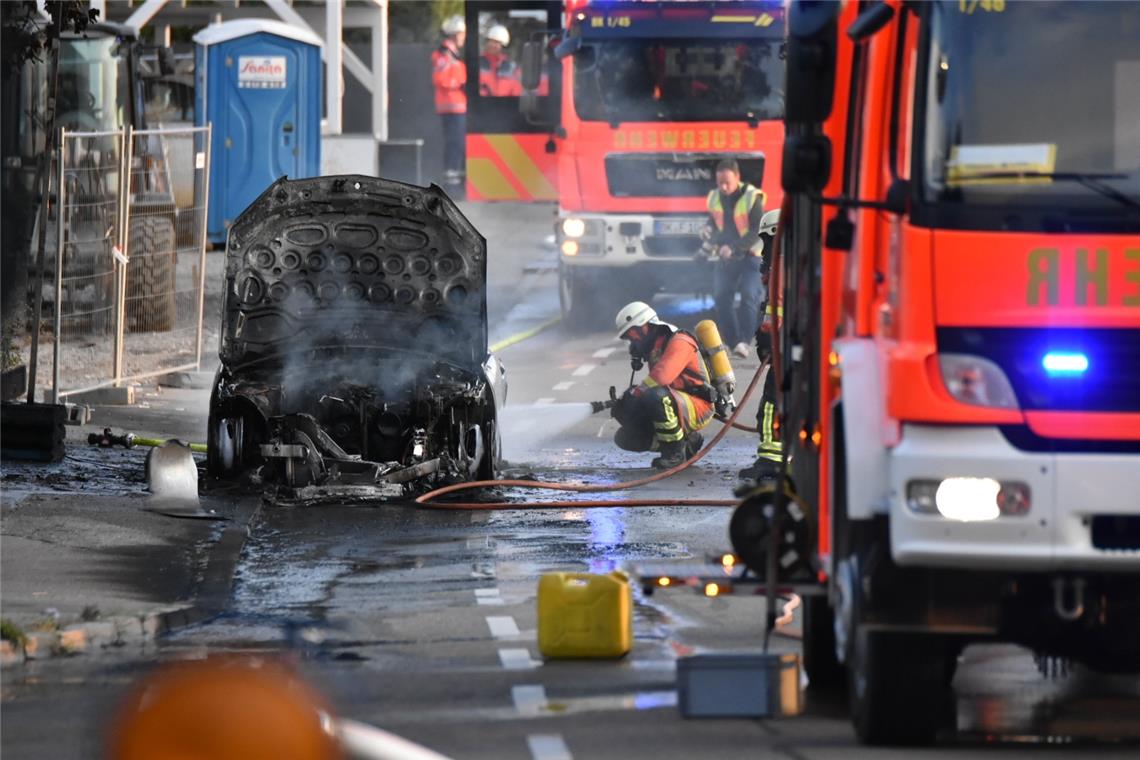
left=751, top=0, right=1140, bottom=745
left=464, top=1, right=787, bottom=330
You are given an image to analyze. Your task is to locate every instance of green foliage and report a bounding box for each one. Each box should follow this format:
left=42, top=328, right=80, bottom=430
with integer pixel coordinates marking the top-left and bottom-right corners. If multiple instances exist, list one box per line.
left=0, top=618, right=26, bottom=645
left=390, top=0, right=465, bottom=43
left=1, top=1, right=99, bottom=77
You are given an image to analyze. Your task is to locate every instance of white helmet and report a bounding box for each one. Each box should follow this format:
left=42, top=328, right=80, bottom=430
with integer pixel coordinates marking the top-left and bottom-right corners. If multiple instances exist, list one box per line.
left=615, top=301, right=662, bottom=341
left=441, top=15, right=466, bottom=36
left=486, top=24, right=510, bottom=46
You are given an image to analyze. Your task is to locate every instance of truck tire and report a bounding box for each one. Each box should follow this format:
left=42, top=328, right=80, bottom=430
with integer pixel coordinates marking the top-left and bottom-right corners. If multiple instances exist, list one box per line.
left=803, top=594, right=844, bottom=688
left=127, top=214, right=177, bottom=333
left=558, top=263, right=600, bottom=332
left=848, top=627, right=950, bottom=746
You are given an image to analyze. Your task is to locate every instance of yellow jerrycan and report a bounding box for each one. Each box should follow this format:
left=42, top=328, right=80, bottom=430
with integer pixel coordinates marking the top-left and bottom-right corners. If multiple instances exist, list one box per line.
left=695, top=319, right=737, bottom=409
left=537, top=571, right=632, bottom=658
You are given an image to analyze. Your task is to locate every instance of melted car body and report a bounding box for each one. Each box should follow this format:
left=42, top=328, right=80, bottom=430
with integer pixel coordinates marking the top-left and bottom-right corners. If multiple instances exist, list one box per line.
left=206, top=176, right=505, bottom=502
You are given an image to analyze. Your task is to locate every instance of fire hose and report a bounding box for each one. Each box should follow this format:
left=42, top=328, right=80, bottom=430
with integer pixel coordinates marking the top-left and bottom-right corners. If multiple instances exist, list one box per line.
left=414, top=358, right=767, bottom=511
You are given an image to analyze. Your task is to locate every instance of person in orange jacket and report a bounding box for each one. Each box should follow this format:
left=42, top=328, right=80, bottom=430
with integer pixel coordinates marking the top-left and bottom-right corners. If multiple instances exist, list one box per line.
left=432, top=15, right=467, bottom=191
left=612, top=301, right=714, bottom=470
left=479, top=24, right=522, bottom=97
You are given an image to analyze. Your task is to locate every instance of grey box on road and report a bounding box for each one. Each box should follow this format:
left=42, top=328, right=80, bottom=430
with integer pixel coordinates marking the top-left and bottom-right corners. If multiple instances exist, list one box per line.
left=677, top=653, right=802, bottom=718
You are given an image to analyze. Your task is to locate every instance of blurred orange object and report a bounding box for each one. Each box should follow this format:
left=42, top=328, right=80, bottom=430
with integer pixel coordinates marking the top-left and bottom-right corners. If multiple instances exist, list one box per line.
left=107, top=655, right=343, bottom=760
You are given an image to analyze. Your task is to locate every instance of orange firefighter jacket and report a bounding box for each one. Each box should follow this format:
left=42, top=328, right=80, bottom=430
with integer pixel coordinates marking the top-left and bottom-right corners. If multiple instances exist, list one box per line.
left=432, top=40, right=467, bottom=114
left=637, top=331, right=714, bottom=431
left=479, top=51, right=522, bottom=97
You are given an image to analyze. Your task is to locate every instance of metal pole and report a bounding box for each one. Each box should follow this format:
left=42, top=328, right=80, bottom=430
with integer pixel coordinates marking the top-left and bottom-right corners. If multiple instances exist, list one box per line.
left=371, top=1, right=388, bottom=143
left=51, top=129, right=67, bottom=406
left=326, top=0, right=344, bottom=136
left=194, top=124, right=213, bottom=369
left=115, top=127, right=133, bottom=385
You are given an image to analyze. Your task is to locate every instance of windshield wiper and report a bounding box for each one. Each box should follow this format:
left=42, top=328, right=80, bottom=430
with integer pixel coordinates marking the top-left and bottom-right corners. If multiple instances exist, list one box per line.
left=950, top=171, right=1140, bottom=212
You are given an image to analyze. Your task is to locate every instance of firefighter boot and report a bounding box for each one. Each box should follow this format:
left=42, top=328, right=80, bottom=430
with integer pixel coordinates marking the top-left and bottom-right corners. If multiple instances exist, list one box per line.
left=738, top=457, right=782, bottom=483
left=684, top=431, right=704, bottom=458
left=651, top=439, right=687, bottom=471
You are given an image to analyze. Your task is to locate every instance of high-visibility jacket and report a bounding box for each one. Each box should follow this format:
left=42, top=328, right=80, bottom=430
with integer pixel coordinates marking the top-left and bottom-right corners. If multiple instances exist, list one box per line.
left=706, top=183, right=764, bottom=237
left=431, top=40, right=467, bottom=114
left=479, top=51, right=522, bottom=97
left=635, top=330, right=714, bottom=432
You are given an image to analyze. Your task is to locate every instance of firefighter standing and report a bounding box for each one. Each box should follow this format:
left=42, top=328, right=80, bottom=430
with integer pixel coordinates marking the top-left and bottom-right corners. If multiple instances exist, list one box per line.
left=611, top=302, right=714, bottom=470
left=739, top=219, right=784, bottom=483
left=479, top=24, right=522, bottom=97
left=432, top=15, right=467, bottom=193
left=703, top=158, right=766, bottom=359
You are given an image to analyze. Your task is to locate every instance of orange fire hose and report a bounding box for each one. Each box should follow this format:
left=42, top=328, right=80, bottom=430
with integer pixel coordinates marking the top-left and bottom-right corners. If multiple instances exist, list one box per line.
left=415, top=360, right=767, bottom=510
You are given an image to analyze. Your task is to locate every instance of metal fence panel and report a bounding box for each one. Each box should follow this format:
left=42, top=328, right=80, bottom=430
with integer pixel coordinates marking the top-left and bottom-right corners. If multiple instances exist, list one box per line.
left=119, top=125, right=211, bottom=383
left=49, top=128, right=126, bottom=401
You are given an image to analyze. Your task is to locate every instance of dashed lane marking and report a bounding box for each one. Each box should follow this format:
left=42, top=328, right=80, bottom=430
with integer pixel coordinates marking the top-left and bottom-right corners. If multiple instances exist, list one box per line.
left=475, top=588, right=504, bottom=606
left=571, top=364, right=597, bottom=377
left=486, top=615, right=521, bottom=638
left=535, top=397, right=555, bottom=405
left=499, top=647, right=540, bottom=670
left=592, top=347, right=618, bottom=359
left=552, top=381, right=575, bottom=391
left=528, top=734, right=573, bottom=760
left=513, top=684, right=548, bottom=715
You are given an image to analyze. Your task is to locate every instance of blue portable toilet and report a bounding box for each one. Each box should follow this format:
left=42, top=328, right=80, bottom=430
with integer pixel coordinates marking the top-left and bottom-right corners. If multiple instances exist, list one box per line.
left=194, top=19, right=323, bottom=244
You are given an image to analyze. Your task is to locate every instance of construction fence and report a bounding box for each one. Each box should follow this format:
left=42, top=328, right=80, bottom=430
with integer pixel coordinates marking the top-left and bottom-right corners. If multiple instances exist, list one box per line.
left=31, top=124, right=211, bottom=402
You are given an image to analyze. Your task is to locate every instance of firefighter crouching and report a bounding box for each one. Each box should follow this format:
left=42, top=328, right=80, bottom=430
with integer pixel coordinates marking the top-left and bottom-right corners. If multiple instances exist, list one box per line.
left=610, top=302, right=714, bottom=470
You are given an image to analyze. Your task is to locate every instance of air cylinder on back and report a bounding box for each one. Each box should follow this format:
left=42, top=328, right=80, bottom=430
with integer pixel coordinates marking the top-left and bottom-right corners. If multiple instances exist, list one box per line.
left=695, top=319, right=737, bottom=412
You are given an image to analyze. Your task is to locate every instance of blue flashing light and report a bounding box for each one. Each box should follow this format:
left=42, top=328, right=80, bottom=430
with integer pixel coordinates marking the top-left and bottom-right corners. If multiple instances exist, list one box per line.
left=1042, top=351, right=1089, bottom=376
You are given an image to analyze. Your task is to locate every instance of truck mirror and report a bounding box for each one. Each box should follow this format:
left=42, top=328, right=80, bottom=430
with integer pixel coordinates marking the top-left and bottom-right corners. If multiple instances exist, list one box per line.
left=521, top=41, right=543, bottom=91
left=781, top=134, right=832, bottom=194
left=847, top=1, right=894, bottom=41
left=519, top=90, right=542, bottom=122
left=553, top=35, right=581, bottom=60
left=785, top=0, right=840, bottom=124
left=884, top=178, right=910, bottom=215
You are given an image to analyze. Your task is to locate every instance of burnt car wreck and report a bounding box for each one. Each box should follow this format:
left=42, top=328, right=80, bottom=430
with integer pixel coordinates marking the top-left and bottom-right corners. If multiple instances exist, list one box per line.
left=206, top=176, right=505, bottom=503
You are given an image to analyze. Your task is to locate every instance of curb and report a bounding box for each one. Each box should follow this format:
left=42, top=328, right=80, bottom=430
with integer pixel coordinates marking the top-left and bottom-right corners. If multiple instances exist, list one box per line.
left=1, top=498, right=262, bottom=668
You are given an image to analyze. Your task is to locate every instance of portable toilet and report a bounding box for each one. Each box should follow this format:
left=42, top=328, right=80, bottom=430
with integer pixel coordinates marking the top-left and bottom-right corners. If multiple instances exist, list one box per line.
left=194, top=19, right=322, bottom=244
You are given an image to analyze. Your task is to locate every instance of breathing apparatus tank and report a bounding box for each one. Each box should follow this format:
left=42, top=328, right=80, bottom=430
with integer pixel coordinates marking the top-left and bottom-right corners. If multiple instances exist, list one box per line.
left=695, top=319, right=736, bottom=415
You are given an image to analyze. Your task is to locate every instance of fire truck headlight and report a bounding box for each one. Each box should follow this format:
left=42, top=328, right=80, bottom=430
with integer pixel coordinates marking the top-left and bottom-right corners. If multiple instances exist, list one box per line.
left=907, top=478, right=1031, bottom=520
left=561, top=240, right=579, bottom=257
left=938, top=354, right=1019, bottom=409
left=562, top=217, right=587, bottom=238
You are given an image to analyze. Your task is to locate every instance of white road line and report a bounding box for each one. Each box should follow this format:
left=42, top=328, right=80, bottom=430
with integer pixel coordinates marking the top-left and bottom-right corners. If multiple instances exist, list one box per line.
left=592, top=347, right=618, bottom=359
left=571, top=363, right=597, bottom=377
left=475, top=588, right=504, bottom=606
left=552, top=381, right=575, bottom=391
left=499, top=647, right=539, bottom=670
left=513, top=684, right=548, bottom=715
left=535, top=397, right=555, bottom=405
left=486, top=615, right=520, bottom=638
left=528, top=734, right=572, bottom=760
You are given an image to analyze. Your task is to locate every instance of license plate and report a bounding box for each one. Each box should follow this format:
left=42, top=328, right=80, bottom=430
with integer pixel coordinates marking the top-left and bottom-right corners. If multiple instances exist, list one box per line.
left=653, top=218, right=705, bottom=236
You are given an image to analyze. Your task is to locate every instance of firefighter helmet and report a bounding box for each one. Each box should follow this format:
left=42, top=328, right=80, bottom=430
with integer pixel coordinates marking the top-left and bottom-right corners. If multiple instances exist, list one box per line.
left=615, top=301, right=663, bottom=340
left=441, top=15, right=466, bottom=36
left=486, top=24, right=510, bottom=46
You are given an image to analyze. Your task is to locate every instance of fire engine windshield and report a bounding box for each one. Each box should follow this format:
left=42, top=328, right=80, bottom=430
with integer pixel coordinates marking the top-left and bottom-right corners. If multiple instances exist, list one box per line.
left=573, top=39, right=784, bottom=123
left=920, top=1, right=1140, bottom=212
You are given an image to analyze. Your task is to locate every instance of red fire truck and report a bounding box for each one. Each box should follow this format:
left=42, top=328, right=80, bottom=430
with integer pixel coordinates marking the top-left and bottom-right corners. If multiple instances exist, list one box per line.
left=753, top=0, right=1140, bottom=745
left=465, top=1, right=787, bottom=329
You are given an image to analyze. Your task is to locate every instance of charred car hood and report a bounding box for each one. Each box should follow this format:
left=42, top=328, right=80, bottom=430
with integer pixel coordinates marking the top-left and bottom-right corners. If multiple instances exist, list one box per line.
left=221, top=176, right=487, bottom=372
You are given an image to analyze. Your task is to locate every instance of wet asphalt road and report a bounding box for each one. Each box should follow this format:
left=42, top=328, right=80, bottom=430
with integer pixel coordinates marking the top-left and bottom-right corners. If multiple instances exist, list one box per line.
left=3, top=206, right=1139, bottom=758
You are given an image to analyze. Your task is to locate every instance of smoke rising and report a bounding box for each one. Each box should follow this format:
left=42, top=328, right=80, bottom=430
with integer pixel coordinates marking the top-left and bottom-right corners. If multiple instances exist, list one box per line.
left=499, top=402, right=596, bottom=464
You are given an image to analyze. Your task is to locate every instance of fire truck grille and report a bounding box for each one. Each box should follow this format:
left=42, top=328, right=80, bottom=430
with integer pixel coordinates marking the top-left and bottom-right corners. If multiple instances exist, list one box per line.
left=1091, top=515, right=1140, bottom=551
left=936, top=327, right=1140, bottom=413
left=604, top=153, right=765, bottom=198
left=644, top=236, right=701, bottom=257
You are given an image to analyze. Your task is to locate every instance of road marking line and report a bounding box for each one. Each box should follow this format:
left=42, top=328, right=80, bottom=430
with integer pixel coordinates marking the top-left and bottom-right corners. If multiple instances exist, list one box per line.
left=486, top=615, right=520, bottom=638
left=552, top=381, right=575, bottom=391
left=528, top=734, right=572, bottom=760
left=499, top=647, right=539, bottom=670
left=535, top=397, right=555, bottom=405
left=571, top=364, right=597, bottom=377
left=592, top=347, right=618, bottom=359
left=475, top=588, right=504, bottom=606
left=513, top=684, right=548, bottom=715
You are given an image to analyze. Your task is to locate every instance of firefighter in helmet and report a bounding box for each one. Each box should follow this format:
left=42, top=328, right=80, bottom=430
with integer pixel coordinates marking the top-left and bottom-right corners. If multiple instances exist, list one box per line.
left=432, top=15, right=468, bottom=192
left=479, top=24, right=522, bottom=97
left=611, top=302, right=715, bottom=470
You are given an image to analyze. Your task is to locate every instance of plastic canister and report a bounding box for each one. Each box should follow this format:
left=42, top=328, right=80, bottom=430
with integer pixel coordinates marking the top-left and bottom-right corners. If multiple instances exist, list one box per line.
left=537, top=571, right=632, bottom=658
